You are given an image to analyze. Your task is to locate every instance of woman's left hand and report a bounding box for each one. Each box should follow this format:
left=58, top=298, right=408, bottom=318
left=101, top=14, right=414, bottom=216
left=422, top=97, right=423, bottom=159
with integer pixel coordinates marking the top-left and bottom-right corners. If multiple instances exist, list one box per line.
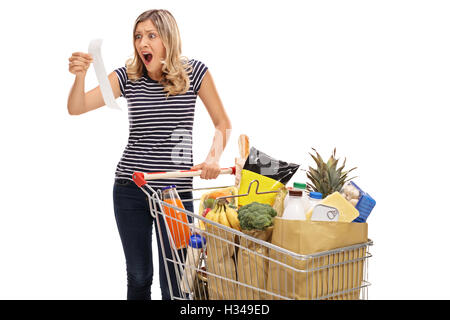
left=191, top=160, right=221, bottom=180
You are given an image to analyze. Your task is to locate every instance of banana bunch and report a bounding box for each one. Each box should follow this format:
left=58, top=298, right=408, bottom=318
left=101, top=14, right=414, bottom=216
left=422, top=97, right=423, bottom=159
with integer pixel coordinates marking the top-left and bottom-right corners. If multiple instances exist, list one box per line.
left=205, top=199, right=241, bottom=231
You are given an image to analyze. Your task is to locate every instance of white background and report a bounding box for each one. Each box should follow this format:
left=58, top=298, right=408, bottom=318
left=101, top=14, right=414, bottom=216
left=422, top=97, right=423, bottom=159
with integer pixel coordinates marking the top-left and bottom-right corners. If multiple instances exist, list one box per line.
left=0, top=0, right=449, bottom=300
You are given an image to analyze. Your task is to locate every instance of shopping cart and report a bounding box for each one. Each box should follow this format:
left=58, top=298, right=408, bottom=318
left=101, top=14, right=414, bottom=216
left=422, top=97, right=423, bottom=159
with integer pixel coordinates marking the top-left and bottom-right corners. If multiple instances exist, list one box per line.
left=132, top=168, right=373, bottom=300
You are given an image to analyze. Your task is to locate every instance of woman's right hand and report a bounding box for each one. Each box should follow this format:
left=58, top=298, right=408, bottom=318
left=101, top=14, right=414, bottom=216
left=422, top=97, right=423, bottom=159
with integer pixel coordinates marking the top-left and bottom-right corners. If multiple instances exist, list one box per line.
left=68, top=52, right=93, bottom=76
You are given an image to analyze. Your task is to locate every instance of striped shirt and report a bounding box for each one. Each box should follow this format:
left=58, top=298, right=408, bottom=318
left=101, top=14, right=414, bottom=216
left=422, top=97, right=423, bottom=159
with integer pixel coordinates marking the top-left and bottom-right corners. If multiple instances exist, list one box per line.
left=114, top=59, right=208, bottom=190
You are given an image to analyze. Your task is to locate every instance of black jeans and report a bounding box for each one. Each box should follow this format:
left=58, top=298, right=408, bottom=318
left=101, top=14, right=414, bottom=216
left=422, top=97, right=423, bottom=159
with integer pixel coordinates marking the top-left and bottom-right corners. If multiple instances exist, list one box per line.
left=113, top=179, right=194, bottom=300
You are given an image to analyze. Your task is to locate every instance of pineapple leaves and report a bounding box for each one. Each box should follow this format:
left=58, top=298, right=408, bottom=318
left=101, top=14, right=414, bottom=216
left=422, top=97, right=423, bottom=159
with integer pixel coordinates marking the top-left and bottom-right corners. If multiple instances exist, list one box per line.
left=307, top=148, right=357, bottom=198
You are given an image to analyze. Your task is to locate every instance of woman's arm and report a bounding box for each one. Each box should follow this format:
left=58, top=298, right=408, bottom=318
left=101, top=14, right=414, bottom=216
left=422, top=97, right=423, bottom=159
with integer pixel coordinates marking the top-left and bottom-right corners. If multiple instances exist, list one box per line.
left=67, top=52, right=121, bottom=115
left=191, top=70, right=232, bottom=179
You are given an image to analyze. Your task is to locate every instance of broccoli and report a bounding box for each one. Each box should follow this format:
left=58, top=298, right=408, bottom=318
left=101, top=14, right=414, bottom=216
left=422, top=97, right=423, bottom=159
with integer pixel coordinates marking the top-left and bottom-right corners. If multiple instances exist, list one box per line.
left=237, top=202, right=277, bottom=230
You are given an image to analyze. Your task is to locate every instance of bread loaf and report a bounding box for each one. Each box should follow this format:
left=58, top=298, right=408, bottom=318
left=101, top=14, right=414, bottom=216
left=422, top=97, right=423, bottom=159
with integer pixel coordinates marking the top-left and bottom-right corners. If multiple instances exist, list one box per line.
left=235, top=134, right=249, bottom=187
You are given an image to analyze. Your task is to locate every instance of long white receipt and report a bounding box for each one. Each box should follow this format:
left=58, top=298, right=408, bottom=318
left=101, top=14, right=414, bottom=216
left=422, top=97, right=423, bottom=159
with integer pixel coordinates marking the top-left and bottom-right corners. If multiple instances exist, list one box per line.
left=88, top=39, right=121, bottom=110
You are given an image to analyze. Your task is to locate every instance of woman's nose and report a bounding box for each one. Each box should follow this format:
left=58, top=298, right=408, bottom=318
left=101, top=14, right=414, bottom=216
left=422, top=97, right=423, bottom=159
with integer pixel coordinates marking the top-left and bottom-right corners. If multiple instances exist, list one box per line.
left=139, top=38, right=150, bottom=49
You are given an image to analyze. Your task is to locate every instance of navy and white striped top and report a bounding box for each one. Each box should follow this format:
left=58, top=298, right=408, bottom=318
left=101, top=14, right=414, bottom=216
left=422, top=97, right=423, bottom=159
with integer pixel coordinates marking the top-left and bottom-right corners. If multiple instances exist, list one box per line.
left=114, top=59, right=208, bottom=190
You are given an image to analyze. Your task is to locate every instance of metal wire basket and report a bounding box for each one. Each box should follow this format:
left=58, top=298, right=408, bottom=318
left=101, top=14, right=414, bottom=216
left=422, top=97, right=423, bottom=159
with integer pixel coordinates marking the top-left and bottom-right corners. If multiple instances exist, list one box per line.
left=133, top=168, right=373, bottom=300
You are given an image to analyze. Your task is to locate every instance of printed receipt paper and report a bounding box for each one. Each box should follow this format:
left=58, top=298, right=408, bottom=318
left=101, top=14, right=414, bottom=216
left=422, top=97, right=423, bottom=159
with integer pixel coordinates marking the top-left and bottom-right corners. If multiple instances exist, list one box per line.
left=88, top=39, right=121, bottom=110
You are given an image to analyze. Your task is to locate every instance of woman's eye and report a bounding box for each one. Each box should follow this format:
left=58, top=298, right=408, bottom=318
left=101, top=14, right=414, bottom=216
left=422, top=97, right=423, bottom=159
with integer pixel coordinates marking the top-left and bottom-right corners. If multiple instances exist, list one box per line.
left=135, top=34, right=142, bottom=40
left=149, top=33, right=156, bottom=39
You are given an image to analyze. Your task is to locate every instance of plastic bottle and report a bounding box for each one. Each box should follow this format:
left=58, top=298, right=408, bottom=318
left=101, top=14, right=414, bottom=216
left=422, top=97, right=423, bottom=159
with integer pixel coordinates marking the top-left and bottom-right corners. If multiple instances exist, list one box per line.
left=282, top=189, right=306, bottom=220
left=162, top=185, right=191, bottom=249
left=283, top=186, right=293, bottom=211
left=293, top=182, right=309, bottom=212
left=180, top=234, right=206, bottom=293
left=293, top=182, right=307, bottom=191
left=308, top=191, right=323, bottom=212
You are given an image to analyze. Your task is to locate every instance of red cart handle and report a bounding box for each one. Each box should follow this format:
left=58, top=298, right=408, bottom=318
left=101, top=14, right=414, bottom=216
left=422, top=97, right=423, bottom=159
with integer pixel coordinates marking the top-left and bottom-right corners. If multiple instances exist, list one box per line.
left=132, top=166, right=236, bottom=187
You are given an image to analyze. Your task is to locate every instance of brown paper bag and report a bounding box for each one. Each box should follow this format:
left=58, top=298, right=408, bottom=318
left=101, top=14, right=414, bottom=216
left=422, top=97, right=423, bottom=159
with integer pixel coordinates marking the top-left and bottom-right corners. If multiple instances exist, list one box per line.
left=205, top=223, right=237, bottom=300
left=235, top=227, right=274, bottom=300
left=272, top=187, right=287, bottom=217
left=267, top=218, right=368, bottom=300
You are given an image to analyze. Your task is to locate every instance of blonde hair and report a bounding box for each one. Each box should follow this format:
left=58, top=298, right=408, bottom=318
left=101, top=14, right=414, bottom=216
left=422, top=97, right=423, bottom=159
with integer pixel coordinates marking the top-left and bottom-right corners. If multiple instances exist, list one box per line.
left=126, top=9, right=192, bottom=96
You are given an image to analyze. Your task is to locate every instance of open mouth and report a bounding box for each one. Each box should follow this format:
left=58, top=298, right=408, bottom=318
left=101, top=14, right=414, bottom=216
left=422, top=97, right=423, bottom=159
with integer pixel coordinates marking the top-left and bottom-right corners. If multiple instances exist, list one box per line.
left=142, top=52, right=153, bottom=65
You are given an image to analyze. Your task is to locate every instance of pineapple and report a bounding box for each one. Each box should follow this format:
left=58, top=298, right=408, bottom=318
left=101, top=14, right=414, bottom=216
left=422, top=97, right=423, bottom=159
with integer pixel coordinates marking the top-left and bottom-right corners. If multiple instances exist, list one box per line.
left=306, top=148, right=357, bottom=198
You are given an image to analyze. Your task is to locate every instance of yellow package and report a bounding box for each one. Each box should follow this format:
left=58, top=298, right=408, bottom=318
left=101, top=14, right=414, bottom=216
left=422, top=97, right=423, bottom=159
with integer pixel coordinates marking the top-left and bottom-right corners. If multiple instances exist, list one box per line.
left=237, top=147, right=300, bottom=208
left=238, top=170, right=284, bottom=207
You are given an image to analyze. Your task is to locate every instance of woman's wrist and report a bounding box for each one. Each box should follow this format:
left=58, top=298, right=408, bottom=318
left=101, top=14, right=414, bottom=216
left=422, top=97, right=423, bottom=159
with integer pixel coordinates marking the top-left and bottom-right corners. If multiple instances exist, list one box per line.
left=204, top=156, right=220, bottom=165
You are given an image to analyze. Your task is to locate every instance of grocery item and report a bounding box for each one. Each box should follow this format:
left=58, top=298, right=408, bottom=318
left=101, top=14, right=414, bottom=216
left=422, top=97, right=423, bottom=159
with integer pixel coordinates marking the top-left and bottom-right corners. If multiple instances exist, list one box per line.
left=310, top=204, right=340, bottom=222
left=306, top=192, right=360, bottom=222
left=180, top=234, right=206, bottom=293
left=293, top=182, right=307, bottom=191
left=306, top=148, right=357, bottom=198
left=282, top=189, right=306, bottom=220
left=283, top=190, right=290, bottom=211
left=341, top=182, right=361, bottom=204
left=205, top=201, right=237, bottom=299
left=238, top=147, right=299, bottom=207
left=237, top=202, right=277, bottom=230
left=268, top=218, right=368, bottom=300
left=198, top=187, right=238, bottom=229
left=341, top=181, right=376, bottom=223
left=306, top=191, right=323, bottom=214
left=291, top=182, right=308, bottom=211
left=236, top=201, right=276, bottom=299
left=198, top=187, right=238, bottom=212
left=236, top=226, right=274, bottom=299
left=224, top=205, right=241, bottom=231
left=272, top=186, right=288, bottom=217
left=162, top=185, right=191, bottom=249
left=205, top=199, right=241, bottom=231
left=205, top=205, right=219, bottom=223
left=201, top=208, right=211, bottom=217
left=235, top=134, right=250, bottom=188
left=192, top=266, right=208, bottom=300
left=218, top=204, right=231, bottom=228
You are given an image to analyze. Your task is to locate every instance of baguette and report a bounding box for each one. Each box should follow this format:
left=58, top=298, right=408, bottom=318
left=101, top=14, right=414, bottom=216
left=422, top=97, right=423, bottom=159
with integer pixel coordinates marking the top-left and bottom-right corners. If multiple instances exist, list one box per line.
left=235, top=134, right=250, bottom=187
left=239, top=134, right=249, bottom=159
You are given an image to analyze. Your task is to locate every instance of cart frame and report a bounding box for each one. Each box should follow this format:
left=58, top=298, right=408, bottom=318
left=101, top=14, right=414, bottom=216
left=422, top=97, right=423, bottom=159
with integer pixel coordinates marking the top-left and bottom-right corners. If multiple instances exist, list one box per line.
left=132, top=169, right=373, bottom=300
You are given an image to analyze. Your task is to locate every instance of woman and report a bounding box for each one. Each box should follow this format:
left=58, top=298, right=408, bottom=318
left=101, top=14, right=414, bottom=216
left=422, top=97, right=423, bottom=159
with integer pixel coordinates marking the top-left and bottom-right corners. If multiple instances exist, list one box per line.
left=67, top=9, right=232, bottom=300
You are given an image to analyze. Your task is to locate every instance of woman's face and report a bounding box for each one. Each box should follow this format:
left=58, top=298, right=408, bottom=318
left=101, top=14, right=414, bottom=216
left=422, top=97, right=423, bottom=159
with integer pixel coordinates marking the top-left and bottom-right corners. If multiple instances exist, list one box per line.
left=134, top=19, right=166, bottom=79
